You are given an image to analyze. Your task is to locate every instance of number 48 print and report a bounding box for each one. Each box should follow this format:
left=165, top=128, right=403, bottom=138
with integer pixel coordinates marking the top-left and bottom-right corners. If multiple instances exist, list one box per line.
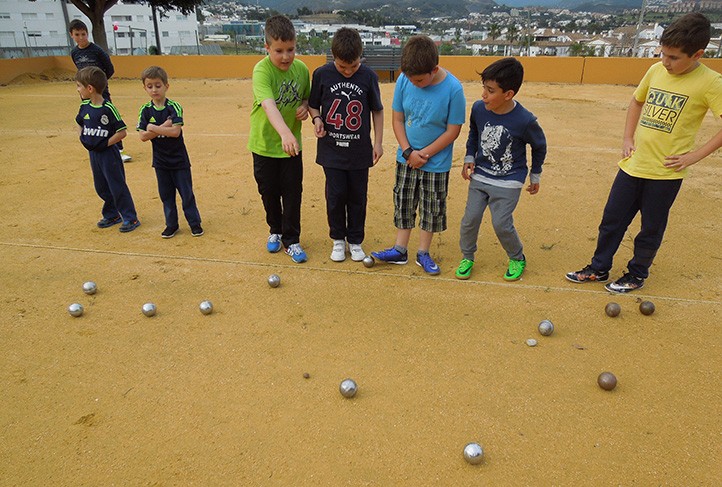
left=325, top=99, right=363, bottom=131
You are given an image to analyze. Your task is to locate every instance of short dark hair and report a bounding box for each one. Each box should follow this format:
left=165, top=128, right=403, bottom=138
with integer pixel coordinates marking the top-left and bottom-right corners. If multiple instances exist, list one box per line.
left=481, top=57, right=524, bottom=94
left=660, top=13, right=711, bottom=56
left=141, top=65, right=169, bottom=84
left=331, top=28, right=363, bottom=64
left=265, top=15, right=295, bottom=44
left=75, top=66, right=107, bottom=94
left=68, top=19, right=87, bottom=33
left=400, top=35, right=439, bottom=76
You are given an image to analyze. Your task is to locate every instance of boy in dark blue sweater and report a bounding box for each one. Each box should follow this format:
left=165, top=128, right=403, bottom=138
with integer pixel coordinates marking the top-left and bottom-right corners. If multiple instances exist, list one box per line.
left=455, top=57, right=546, bottom=281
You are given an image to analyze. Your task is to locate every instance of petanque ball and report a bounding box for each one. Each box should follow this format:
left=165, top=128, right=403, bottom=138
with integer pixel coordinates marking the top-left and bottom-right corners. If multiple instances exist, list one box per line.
left=82, top=281, right=97, bottom=295
left=142, top=302, right=157, bottom=317
left=463, top=442, right=484, bottom=465
left=268, top=274, right=281, bottom=288
left=597, top=371, right=617, bottom=391
left=538, top=319, right=554, bottom=336
left=605, top=302, right=621, bottom=317
left=639, top=300, right=655, bottom=316
left=362, top=255, right=375, bottom=268
left=339, top=378, right=358, bottom=398
left=68, top=303, right=84, bottom=317
left=199, top=300, right=213, bottom=315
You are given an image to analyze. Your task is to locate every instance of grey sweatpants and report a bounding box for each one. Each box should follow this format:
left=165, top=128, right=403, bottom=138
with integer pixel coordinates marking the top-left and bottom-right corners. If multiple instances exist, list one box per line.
left=459, top=178, right=524, bottom=261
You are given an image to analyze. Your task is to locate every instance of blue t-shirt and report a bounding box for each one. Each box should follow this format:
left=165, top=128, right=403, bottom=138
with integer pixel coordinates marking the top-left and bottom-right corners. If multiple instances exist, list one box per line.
left=75, top=99, right=126, bottom=153
left=391, top=71, right=466, bottom=173
left=136, top=98, right=191, bottom=170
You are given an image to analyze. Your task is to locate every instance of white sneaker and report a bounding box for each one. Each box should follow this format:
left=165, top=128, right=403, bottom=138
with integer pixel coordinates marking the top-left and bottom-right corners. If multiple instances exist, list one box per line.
left=349, top=243, right=365, bottom=262
left=330, top=239, right=346, bottom=262
left=121, top=152, right=132, bottom=163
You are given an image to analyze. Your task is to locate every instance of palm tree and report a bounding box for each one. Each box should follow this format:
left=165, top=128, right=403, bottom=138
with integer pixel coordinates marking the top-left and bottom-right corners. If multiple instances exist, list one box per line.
left=488, top=23, right=501, bottom=41
left=506, top=24, right=519, bottom=56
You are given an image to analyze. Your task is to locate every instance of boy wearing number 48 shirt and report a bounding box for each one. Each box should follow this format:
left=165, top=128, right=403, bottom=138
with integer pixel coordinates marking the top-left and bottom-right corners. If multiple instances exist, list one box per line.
left=309, top=27, right=384, bottom=262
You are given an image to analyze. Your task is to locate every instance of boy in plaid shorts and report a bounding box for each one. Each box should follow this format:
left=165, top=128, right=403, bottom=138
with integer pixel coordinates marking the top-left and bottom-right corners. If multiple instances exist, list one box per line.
left=371, top=35, right=466, bottom=274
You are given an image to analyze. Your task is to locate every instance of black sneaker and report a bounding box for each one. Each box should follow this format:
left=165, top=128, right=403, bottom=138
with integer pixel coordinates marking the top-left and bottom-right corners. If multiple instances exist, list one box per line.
left=97, top=215, right=122, bottom=228
left=191, top=225, right=204, bottom=237
left=119, top=220, right=141, bottom=233
left=161, top=226, right=179, bottom=239
left=605, top=273, right=644, bottom=294
left=565, top=265, right=610, bottom=283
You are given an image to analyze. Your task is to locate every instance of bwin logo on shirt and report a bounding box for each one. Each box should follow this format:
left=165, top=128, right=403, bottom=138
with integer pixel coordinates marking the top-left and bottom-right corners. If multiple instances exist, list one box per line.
left=83, top=126, right=109, bottom=137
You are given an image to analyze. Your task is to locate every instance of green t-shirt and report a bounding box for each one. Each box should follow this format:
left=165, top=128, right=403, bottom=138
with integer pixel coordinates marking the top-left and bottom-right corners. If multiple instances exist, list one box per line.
left=248, top=56, right=310, bottom=158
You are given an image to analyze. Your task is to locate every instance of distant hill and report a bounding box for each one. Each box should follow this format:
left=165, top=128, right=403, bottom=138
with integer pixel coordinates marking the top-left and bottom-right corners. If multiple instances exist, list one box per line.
left=257, top=0, right=496, bottom=16
left=256, top=0, right=642, bottom=14
left=468, top=0, right=642, bottom=8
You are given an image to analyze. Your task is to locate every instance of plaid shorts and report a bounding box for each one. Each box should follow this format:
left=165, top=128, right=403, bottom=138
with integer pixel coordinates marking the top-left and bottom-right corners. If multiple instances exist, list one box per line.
left=393, top=163, right=449, bottom=233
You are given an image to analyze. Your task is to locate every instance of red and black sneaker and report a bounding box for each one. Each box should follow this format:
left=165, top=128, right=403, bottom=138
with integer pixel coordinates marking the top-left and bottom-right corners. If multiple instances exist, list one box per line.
left=565, top=265, right=610, bottom=283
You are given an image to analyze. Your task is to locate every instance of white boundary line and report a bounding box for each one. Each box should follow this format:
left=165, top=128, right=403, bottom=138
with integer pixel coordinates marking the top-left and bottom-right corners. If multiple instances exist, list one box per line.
left=2, top=241, right=719, bottom=306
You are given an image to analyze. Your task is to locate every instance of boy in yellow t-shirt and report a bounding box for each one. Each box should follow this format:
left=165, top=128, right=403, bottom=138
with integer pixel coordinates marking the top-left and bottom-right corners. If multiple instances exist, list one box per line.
left=566, top=12, right=722, bottom=293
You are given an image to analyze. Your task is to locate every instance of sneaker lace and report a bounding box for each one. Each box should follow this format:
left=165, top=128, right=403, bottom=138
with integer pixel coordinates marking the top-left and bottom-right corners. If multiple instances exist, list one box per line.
left=288, top=243, right=303, bottom=255
left=268, top=234, right=281, bottom=243
left=509, top=259, right=524, bottom=273
left=617, top=273, right=639, bottom=285
left=419, top=253, right=436, bottom=269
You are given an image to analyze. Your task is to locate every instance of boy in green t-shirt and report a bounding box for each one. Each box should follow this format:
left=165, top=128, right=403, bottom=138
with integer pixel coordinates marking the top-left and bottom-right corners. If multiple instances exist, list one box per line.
left=248, top=15, right=310, bottom=263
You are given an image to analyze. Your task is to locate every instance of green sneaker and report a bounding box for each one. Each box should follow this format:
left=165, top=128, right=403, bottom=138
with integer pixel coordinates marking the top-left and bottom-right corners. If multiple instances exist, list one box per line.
left=504, top=258, right=526, bottom=281
left=455, top=258, right=474, bottom=280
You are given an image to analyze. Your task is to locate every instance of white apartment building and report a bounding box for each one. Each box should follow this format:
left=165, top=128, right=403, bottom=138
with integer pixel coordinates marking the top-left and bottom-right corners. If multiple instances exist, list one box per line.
left=0, top=0, right=198, bottom=57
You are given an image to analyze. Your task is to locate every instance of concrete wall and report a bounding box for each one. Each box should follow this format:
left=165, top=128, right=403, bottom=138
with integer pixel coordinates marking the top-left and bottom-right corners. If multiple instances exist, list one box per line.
left=2, top=55, right=721, bottom=86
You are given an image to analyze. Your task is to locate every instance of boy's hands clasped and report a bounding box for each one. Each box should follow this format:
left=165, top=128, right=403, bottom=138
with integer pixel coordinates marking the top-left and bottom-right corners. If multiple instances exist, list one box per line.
left=406, top=149, right=429, bottom=169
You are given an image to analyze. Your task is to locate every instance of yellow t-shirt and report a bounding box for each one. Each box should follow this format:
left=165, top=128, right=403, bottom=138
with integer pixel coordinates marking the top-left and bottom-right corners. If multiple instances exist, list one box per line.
left=619, top=62, right=722, bottom=180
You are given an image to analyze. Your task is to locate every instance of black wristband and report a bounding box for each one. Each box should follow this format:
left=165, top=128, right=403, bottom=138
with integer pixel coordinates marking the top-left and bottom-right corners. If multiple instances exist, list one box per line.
left=402, top=147, right=413, bottom=160
left=312, top=115, right=322, bottom=124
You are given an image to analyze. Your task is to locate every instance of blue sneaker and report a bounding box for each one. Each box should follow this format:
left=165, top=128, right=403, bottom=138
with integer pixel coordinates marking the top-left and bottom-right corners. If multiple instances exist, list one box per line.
left=285, top=243, right=307, bottom=263
left=97, top=215, right=121, bottom=228
left=371, top=247, right=408, bottom=265
left=416, top=252, right=440, bottom=275
left=119, top=219, right=140, bottom=233
left=267, top=234, right=282, bottom=253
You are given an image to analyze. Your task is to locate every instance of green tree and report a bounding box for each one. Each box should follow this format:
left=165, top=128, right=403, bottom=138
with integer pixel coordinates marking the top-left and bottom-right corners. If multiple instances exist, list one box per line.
left=68, top=0, right=204, bottom=52
left=489, top=23, right=501, bottom=41
left=439, top=43, right=454, bottom=55
left=506, top=24, right=519, bottom=47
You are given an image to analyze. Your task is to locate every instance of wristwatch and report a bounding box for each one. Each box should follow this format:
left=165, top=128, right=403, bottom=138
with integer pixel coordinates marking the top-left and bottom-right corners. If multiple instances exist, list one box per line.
left=402, top=147, right=414, bottom=160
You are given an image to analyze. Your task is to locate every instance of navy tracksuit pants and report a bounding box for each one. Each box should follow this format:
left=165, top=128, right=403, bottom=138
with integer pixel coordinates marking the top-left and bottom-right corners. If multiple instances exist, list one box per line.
left=591, top=169, right=682, bottom=279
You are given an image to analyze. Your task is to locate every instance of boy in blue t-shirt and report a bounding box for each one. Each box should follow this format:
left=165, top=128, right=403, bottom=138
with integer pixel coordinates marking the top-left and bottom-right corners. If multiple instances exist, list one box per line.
left=309, top=27, right=384, bottom=262
left=75, top=67, right=139, bottom=233
left=371, top=35, right=466, bottom=275
left=137, top=65, right=203, bottom=238
left=455, top=58, right=547, bottom=282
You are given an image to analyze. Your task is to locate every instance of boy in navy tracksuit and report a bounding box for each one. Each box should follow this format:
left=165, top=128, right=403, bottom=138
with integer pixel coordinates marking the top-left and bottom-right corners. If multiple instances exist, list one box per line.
left=137, top=65, right=203, bottom=238
left=75, top=66, right=140, bottom=232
